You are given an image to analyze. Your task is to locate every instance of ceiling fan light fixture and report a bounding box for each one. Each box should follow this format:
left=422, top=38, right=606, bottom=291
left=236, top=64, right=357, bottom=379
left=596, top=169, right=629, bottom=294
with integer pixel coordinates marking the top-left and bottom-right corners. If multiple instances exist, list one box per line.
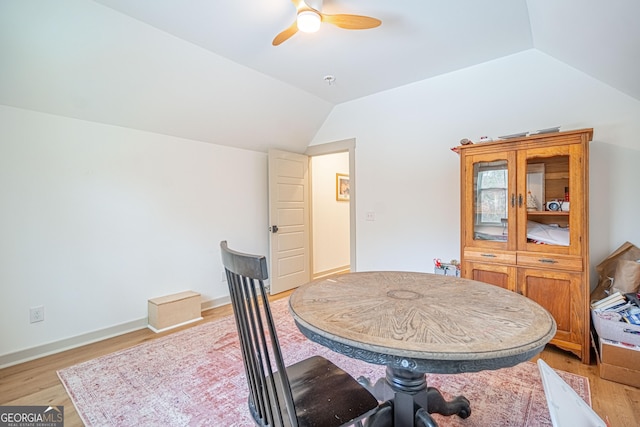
left=297, top=11, right=321, bottom=33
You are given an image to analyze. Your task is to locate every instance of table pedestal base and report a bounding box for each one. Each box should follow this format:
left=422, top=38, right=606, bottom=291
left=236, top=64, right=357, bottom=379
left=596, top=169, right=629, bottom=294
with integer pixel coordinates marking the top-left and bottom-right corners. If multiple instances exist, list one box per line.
left=361, top=367, right=471, bottom=427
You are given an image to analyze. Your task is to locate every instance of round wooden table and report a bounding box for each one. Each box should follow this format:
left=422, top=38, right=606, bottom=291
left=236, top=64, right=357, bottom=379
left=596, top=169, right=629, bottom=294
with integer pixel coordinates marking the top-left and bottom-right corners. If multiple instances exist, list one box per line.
left=289, top=271, right=557, bottom=427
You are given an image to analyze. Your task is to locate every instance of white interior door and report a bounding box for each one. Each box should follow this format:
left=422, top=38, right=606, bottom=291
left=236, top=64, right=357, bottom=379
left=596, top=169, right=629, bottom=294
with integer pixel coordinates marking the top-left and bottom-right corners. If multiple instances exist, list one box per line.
left=268, top=149, right=310, bottom=294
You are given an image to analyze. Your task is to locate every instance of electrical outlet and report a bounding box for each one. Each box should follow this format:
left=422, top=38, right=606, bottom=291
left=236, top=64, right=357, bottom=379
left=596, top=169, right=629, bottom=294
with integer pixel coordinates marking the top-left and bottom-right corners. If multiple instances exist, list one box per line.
left=30, top=306, right=44, bottom=323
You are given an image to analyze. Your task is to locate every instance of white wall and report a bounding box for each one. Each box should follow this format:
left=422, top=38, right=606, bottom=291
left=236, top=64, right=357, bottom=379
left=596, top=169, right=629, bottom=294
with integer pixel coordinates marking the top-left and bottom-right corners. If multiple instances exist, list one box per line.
left=4, top=48, right=640, bottom=365
left=311, top=49, right=640, bottom=280
left=0, top=105, right=268, bottom=359
left=589, top=142, right=640, bottom=266
left=311, top=152, right=350, bottom=274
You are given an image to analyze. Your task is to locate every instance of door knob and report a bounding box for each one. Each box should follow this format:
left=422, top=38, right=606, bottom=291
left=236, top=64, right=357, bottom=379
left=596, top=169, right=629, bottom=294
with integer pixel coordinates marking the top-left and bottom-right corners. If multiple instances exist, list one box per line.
left=269, top=225, right=279, bottom=233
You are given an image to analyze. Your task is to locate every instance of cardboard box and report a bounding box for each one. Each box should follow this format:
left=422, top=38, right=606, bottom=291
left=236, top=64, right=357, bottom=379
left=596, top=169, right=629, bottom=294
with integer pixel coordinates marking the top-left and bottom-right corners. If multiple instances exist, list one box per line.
left=148, top=290, right=202, bottom=333
left=596, top=338, right=640, bottom=388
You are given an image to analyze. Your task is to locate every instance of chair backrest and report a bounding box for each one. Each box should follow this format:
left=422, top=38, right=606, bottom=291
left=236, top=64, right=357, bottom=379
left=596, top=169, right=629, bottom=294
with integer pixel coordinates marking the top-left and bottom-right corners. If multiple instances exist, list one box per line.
left=220, top=241, right=298, bottom=427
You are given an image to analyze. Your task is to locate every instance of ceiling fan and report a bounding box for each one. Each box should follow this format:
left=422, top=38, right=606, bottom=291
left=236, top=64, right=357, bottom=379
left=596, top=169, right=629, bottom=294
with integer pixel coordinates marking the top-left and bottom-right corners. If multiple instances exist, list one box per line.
left=272, top=0, right=381, bottom=46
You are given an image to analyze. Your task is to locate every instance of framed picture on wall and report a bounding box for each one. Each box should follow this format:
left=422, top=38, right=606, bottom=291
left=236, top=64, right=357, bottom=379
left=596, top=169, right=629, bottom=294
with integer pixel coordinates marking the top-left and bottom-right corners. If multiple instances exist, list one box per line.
left=336, top=173, right=350, bottom=201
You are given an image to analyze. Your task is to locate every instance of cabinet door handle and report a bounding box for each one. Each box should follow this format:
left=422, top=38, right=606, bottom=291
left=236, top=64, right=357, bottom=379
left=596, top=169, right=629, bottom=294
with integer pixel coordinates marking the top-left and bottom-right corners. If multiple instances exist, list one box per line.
left=518, top=193, right=523, bottom=207
left=538, top=258, right=558, bottom=264
left=511, top=193, right=516, bottom=207
left=481, top=253, right=497, bottom=258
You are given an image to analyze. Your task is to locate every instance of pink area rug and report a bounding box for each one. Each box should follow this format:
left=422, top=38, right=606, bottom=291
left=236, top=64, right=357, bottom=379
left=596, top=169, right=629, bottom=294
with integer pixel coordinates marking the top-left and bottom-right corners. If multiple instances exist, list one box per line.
left=58, top=298, right=591, bottom=426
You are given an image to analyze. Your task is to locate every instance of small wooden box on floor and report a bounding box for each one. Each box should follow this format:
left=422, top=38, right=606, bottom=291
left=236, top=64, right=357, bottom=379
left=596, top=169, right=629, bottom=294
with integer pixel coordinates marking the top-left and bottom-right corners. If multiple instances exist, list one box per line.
left=148, top=291, right=202, bottom=333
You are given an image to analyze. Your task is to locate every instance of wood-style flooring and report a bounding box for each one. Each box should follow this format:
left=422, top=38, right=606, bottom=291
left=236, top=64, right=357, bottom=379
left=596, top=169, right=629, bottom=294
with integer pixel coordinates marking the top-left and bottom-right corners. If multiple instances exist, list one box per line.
left=1, top=291, right=638, bottom=426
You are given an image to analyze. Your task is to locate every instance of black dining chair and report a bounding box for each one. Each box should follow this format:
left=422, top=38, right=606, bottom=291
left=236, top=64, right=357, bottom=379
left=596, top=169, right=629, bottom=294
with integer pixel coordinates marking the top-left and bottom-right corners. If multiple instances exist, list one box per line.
left=220, top=241, right=379, bottom=427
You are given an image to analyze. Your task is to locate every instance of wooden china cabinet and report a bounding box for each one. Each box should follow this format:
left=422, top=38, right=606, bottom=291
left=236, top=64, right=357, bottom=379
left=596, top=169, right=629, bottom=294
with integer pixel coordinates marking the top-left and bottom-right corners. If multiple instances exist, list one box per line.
left=457, top=128, right=592, bottom=364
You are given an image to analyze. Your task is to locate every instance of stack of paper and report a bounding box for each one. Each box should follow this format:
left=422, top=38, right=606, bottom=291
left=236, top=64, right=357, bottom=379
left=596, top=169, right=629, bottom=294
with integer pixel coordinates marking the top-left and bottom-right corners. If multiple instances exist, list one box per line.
left=591, top=292, right=626, bottom=311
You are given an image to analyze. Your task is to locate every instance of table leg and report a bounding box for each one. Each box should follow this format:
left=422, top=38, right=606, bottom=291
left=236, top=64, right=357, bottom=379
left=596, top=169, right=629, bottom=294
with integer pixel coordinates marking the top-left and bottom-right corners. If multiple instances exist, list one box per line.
left=424, top=387, right=471, bottom=418
left=364, top=367, right=471, bottom=427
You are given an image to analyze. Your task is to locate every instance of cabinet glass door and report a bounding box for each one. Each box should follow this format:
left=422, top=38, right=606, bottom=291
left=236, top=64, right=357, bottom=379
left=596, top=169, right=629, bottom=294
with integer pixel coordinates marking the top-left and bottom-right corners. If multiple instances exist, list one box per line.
left=518, top=147, right=577, bottom=253
left=465, top=151, right=516, bottom=249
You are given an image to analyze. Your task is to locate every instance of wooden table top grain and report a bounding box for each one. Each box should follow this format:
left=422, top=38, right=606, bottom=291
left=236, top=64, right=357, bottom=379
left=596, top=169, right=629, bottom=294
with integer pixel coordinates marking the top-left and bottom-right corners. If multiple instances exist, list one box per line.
left=289, top=271, right=556, bottom=371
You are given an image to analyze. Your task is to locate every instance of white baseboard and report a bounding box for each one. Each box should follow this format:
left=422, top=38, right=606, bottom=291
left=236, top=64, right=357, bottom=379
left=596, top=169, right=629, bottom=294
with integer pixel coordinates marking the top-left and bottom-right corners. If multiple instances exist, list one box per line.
left=0, top=318, right=148, bottom=369
left=147, top=316, right=204, bottom=333
left=201, top=295, right=230, bottom=311
left=0, top=296, right=231, bottom=369
left=312, top=265, right=350, bottom=280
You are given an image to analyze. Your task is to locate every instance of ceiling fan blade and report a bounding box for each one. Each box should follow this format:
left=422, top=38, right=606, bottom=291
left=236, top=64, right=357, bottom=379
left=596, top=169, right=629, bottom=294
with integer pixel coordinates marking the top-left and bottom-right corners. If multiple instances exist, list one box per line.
left=322, top=13, right=381, bottom=30
left=272, top=21, right=299, bottom=46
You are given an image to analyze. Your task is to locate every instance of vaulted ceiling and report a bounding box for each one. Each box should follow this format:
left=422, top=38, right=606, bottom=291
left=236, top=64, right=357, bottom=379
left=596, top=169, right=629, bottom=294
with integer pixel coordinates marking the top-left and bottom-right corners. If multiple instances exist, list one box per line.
left=1, top=1, right=638, bottom=152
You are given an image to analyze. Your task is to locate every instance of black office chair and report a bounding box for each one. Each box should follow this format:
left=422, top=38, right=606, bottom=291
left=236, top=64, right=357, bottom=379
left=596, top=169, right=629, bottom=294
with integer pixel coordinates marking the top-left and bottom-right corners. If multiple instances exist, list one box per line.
left=220, top=241, right=379, bottom=427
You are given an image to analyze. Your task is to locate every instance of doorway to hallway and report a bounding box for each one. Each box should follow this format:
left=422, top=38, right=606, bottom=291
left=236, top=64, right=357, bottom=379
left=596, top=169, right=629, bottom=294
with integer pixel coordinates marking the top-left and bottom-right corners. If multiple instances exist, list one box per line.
left=310, top=151, right=350, bottom=278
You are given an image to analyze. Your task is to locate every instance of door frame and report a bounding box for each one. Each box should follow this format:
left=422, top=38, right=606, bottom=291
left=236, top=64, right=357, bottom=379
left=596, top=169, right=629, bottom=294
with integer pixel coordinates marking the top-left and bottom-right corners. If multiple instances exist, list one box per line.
left=305, top=138, right=357, bottom=272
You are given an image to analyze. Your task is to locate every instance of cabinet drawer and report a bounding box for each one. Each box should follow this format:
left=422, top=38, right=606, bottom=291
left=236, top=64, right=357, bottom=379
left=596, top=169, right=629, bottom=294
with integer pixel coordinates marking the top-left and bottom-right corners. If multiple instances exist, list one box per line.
left=516, top=253, right=582, bottom=271
left=464, top=249, right=516, bottom=264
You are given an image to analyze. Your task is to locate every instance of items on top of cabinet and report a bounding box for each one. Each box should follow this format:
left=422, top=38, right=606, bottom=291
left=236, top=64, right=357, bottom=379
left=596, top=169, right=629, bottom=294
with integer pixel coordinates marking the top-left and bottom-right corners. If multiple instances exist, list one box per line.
left=531, top=126, right=561, bottom=135
left=454, top=126, right=563, bottom=152
left=498, top=132, right=529, bottom=139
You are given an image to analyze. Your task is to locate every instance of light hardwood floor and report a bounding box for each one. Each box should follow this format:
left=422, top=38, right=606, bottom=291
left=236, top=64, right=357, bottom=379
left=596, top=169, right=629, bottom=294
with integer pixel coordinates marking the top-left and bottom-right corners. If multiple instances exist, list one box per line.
left=1, top=291, right=638, bottom=426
